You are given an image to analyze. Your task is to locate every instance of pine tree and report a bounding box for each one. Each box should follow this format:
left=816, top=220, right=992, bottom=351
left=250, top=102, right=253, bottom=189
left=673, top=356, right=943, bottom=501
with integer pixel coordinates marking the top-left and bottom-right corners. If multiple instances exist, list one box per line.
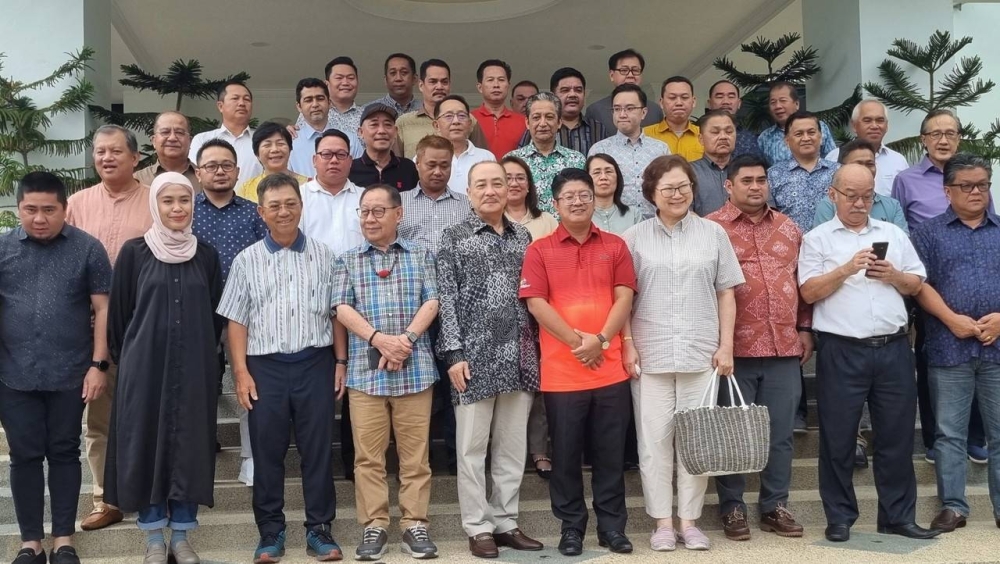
left=0, top=48, right=95, bottom=196
left=713, top=33, right=861, bottom=138
left=864, top=30, right=996, bottom=159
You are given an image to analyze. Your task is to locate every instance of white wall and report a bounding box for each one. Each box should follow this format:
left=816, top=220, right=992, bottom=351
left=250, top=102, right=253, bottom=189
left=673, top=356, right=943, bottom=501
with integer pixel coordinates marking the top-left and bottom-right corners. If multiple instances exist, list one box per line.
left=953, top=3, right=1000, bottom=135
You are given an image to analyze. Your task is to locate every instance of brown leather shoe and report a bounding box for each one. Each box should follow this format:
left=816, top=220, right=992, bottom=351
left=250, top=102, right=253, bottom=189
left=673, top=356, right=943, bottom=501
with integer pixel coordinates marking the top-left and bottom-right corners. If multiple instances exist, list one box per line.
left=468, top=533, right=498, bottom=558
left=494, top=528, right=543, bottom=551
left=722, top=508, right=751, bottom=541
left=931, top=509, right=967, bottom=532
left=760, top=505, right=804, bottom=537
left=80, top=506, right=124, bottom=531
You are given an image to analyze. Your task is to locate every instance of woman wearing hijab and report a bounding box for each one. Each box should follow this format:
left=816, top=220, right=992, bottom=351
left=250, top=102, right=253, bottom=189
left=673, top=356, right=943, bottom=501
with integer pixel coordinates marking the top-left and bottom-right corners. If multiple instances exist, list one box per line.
left=106, top=172, right=224, bottom=564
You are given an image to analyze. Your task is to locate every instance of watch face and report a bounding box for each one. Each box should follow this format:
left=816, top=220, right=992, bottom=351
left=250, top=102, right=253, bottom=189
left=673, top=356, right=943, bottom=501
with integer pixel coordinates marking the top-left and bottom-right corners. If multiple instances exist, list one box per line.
left=601, top=341, right=611, bottom=350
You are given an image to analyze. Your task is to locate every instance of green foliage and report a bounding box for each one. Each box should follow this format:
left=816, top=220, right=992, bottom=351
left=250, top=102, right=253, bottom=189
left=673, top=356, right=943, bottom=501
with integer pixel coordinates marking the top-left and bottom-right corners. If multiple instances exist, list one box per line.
left=712, top=33, right=858, bottom=134
left=0, top=48, right=95, bottom=196
left=89, top=59, right=251, bottom=168
left=864, top=31, right=997, bottom=161
left=0, top=209, right=18, bottom=230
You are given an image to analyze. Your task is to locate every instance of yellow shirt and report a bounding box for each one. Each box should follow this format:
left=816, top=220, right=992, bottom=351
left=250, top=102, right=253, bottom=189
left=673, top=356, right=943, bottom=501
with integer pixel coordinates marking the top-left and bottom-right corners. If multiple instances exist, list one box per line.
left=642, top=121, right=704, bottom=161
left=237, top=172, right=310, bottom=203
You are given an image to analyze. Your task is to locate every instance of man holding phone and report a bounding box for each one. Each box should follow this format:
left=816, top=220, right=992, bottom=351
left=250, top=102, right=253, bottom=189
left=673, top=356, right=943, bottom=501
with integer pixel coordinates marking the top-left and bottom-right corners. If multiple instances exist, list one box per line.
left=332, top=184, right=442, bottom=561
left=799, top=164, right=937, bottom=542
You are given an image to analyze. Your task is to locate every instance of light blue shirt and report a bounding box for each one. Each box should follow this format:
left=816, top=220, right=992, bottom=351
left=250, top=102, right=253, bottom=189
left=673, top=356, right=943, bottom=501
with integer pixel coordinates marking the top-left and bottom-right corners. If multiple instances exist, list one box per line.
left=289, top=125, right=363, bottom=178
left=588, top=132, right=671, bottom=218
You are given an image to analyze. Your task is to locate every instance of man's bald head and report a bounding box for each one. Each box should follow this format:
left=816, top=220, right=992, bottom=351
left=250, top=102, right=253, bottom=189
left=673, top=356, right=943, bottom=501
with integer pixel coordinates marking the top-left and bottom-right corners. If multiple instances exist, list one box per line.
left=830, top=163, right=876, bottom=229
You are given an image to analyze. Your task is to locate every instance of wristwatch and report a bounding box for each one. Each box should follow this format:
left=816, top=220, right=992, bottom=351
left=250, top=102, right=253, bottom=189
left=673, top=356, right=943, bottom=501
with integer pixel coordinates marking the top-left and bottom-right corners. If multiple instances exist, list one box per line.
left=91, top=360, right=110, bottom=372
left=596, top=333, right=610, bottom=350
left=405, top=331, right=419, bottom=344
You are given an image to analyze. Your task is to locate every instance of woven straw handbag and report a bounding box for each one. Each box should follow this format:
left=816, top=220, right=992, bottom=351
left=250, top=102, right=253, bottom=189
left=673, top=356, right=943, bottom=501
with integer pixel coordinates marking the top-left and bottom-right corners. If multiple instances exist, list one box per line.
left=675, top=369, right=770, bottom=477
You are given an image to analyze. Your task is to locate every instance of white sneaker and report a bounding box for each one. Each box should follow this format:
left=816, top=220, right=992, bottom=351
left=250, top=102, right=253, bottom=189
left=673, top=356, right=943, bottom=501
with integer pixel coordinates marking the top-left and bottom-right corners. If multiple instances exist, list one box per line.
left=238, top=457, right=254, bottom=486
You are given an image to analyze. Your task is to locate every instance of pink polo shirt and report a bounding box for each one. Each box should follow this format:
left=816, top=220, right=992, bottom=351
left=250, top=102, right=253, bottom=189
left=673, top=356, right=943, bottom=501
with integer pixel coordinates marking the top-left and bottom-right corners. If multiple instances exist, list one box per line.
left=66, top=181, right=153, bottom=266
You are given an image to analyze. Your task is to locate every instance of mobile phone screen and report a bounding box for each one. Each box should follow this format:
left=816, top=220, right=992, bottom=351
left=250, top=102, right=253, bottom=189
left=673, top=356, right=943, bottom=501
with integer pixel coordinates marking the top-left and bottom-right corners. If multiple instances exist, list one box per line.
left=872, top=242, right=889, bottom=261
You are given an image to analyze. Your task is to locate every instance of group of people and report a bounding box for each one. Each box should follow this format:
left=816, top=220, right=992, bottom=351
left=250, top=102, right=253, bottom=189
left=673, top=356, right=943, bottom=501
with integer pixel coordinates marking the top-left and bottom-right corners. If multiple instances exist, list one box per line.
left=1, top=45, right=998, bottom=564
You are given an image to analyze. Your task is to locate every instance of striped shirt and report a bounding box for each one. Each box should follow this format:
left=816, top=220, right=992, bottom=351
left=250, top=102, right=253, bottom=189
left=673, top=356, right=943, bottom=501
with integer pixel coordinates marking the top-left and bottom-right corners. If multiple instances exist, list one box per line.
left=216, top=231, right=337, bottom=356
left=622, top=215, right=745, bottom=373
left=398, top=187, right=472, bottom=254
left=333, top=238, right=439, bottom=397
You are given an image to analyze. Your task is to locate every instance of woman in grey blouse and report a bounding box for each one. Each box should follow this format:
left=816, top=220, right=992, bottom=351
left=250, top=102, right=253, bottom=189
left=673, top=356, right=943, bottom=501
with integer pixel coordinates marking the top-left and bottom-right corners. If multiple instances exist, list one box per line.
left=621, top=155, right=744, bottom=552
left=587, top=154, right=644, bottom=234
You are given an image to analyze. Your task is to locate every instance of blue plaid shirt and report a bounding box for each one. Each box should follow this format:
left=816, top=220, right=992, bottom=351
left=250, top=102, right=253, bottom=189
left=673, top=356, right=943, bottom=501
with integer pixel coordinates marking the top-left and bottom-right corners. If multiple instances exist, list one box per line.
left=757, top=120, right=837, bottom=166
left=767, top=158, right=840, bottom=232
left=333, top=237, right=439, bottom=397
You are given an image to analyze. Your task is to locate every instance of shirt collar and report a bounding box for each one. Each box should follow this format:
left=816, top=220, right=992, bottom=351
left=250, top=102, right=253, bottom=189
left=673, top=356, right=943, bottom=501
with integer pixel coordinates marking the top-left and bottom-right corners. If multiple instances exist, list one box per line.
left=469, top=212, right=513, bottom=235
left=942, top=206, right=1000, bottom=228
left=786, top=158, right=834, bottom=172
left=654, top=212, right=693, bottom=233
left=919, top=155, right=944, bottom=174
left=307, top=178, right=361, bottom=195
left=332, top=103, right=361, bottom=116
left=361, top=151, right=399, bottom=169
left=219, top=125, right=252, bottom=139
left=457, top=141, right=480, bottom=157
left=153, top=160, right=198, bottom=176
left=16, top=224, right=71, bottom=242
left=263, top=229, right=306, bottom=253
left=414, top=185, right=460, bottom=201
left=613, top=131, right=646, bottom=146
left=528, top=143, right=568, bottom=158
left=653, top=120, right=697, bottom=136
left=360, top=236, right=414, bottom=253
left=829, top=213, right=880, bottom=235
left=554, top=221, right=600, bottom=243
left=196, top=191, right=244, bottom=209
left=714, top=199, right=775, bottom=223
left=698, top=155, right=729, bottom=171
left=476, top=104, right=515, bottom=119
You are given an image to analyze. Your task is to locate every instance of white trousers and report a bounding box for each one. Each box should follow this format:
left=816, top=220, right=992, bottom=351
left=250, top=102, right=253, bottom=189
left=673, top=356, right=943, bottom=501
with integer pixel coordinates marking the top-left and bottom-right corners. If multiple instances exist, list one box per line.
left=454, top=391, right=533, bottom=536
left=632, top=368, right=715, bottom=520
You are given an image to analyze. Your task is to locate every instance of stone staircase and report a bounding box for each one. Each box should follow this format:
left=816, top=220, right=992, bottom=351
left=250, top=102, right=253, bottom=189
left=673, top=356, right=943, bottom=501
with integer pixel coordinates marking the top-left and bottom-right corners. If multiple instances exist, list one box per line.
left=0, top=366, right=992, bottom=559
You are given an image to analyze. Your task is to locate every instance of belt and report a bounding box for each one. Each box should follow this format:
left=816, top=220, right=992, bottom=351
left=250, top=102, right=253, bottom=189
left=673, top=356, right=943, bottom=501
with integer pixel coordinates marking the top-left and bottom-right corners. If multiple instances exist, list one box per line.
left=818, top=329, right=908, bottom=348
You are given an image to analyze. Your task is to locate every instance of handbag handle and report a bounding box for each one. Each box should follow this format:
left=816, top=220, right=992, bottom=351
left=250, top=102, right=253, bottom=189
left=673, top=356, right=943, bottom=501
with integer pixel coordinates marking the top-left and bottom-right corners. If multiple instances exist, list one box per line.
left=697, top=370, right=749, bottom=410
left=725, top=373, right=749, bottom=410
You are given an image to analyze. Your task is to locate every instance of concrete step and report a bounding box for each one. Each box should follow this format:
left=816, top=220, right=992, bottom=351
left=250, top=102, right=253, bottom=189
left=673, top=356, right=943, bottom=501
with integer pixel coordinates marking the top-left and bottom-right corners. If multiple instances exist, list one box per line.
left=0, top=484, right=990, bottom=558
left=1, top=456, right=987, bottom=525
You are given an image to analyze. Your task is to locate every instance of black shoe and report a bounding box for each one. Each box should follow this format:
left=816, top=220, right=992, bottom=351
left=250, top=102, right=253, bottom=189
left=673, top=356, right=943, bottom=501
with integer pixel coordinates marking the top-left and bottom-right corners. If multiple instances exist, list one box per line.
left=825, top=524, right=850, bottom=542
left=558, top=529, right=584, bottom=556
left=854, top=443, right=869, bottom=469
left=877, top=523, right=941, bottom=539
left=597, top=531, right=633, bottom=553
left=48, top=547, right=79, bottom=564
left=12, top=548, right=45, bottom=564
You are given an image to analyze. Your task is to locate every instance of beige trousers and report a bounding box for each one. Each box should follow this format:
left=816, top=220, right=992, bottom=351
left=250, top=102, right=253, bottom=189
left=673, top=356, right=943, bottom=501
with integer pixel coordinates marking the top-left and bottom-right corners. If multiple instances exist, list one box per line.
left=84, top=363, right=116, bottom=508
left=454, top=391, right=533, bottom=536
left=632, top=367, right=715, bottom=520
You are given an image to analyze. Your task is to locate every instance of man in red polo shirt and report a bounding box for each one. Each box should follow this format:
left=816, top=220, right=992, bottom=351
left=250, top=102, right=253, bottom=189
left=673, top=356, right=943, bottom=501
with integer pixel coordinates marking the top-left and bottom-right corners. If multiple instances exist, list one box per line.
left=473, top=59, right=527, bottom=160
left=519, top=167, right=637, bottom=557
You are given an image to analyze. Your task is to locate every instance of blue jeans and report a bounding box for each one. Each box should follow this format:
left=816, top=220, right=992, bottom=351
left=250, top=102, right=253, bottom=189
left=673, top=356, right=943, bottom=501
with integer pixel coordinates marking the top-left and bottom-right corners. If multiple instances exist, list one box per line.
left=929, top=359, right=1000, bottom=517
left=136, top=500, right=199, bottom=531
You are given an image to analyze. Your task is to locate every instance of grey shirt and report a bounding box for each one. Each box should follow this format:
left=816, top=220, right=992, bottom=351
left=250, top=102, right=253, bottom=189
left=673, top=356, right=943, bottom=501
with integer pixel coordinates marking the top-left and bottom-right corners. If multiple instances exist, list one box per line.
left=398, top=187, right=472, bottom=254
left=585, top=93, right=664, bottom=137
left=691, top=156, right=730, bottom=217
left=0, top=225, right=112, bottom=391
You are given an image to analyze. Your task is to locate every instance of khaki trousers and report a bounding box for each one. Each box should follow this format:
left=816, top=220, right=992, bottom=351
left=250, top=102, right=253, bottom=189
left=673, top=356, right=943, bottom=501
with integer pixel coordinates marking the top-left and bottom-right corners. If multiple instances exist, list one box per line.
left=84, top=363, right=117, bottom=508
left=632, top=368, right=715, bottom=520
left=455, top=391, right=533, bottom=536
left=349, top=386, right=433, bottom=531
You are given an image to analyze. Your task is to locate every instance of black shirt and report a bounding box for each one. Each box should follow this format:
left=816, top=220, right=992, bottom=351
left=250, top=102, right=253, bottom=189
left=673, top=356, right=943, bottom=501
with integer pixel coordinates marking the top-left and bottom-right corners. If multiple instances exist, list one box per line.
left=349, top=152, right=419, bottom=191
left=0, top=225, right=112, bottom=391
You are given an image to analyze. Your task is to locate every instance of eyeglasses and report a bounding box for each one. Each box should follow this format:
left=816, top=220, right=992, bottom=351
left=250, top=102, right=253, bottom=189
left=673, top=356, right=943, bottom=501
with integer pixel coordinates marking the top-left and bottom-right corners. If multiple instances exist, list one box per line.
left=614, top=67, right=642, bottom=77
left=505, top=174, right=528, bottom=184
left=833, top=186, right=876, bottom=203
left=556, top=192, right=594, bottom=204
left=263, top=201, right=301, bottom=213
left=199, top=162, right=236, bottom=173
left=155, top=128, right=189, bottom=138
left=946, top=182, right=992, bottom=193
left=656, top=183, right=693, bottom=197
left=357, top=206, right=400, bottom=218
left=922, top=130, right=959, bottom=141
left=437, top=112, right=469, bottom=123
left=316, top=150, right=351, bottom=161
left=612, top=105, right=642, bottom=115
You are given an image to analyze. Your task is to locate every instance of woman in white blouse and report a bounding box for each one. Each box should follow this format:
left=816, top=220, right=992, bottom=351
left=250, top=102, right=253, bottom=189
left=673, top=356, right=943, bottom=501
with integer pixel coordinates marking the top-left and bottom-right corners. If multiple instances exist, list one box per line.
left=621, top=154, right=744, bottom=552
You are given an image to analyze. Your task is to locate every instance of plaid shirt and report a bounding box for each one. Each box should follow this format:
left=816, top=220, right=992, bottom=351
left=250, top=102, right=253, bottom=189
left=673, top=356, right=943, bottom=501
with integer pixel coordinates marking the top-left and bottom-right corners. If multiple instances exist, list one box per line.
left=333, top=237, right=439, bottom=397
left=398, top=187, right=472, bottom=254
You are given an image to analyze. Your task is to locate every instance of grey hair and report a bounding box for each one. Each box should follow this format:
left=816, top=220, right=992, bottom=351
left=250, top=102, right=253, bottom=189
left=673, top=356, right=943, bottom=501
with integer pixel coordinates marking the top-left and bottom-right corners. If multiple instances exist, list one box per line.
left=524, top=91, right=562, bottom=120
left=850, top=99, right=888, bottom=123
left=943, top=152, right=992, bottom=185
left=94, top=124, right=139, bottom=153
left=920, top=108, right=961, bottom=135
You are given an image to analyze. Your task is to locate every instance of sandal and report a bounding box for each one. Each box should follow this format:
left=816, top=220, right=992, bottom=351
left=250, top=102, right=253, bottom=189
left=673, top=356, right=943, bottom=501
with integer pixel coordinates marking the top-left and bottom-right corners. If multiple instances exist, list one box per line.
left=533, top=455, right=552, bottom=479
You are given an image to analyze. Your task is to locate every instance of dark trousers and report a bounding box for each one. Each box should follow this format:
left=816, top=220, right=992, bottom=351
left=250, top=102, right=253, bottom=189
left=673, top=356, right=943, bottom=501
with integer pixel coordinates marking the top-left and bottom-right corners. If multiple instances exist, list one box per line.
left=545, top=379, right=631, bottom=534
left=915, top=310, right=986, bottom=449
left=0, top=381, right=85, bottom=541
left=815, top=332, right=917, bottom=527
left=429, top=321, right=457, bottom=468
left=247, top=349, right=336, bottom=536
left=715, top=357, right=801, bottom=515
left=340, top=393, right=355, bottom=477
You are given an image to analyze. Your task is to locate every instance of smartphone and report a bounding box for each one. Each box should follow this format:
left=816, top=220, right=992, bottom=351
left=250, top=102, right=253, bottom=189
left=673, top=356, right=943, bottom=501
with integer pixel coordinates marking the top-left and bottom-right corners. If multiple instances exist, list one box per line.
left=871, top=241, right=889, bottom=261
left=367, top=347, right=382, bottom=370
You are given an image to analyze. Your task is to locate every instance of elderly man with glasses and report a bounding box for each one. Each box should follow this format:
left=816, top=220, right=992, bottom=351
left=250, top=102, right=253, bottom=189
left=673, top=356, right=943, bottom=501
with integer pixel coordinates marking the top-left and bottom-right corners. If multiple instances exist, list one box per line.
left=432, top=94, right=495, bottom=194
left=135, top=111, right=200, bottom=190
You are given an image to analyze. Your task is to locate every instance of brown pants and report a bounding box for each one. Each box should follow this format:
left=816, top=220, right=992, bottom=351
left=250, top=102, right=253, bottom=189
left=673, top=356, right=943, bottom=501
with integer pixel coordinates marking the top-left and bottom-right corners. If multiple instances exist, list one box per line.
left=349, top=386, right=433, bottom=531
left=84, top=363, right=117, bottom=508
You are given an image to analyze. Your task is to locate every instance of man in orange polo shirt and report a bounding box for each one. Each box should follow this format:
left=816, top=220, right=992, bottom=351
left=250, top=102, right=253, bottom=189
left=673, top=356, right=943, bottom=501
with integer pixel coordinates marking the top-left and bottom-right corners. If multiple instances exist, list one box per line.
left=519, top=167, right=637, bottom=557
left=472, top=59, right=526, bottom=160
